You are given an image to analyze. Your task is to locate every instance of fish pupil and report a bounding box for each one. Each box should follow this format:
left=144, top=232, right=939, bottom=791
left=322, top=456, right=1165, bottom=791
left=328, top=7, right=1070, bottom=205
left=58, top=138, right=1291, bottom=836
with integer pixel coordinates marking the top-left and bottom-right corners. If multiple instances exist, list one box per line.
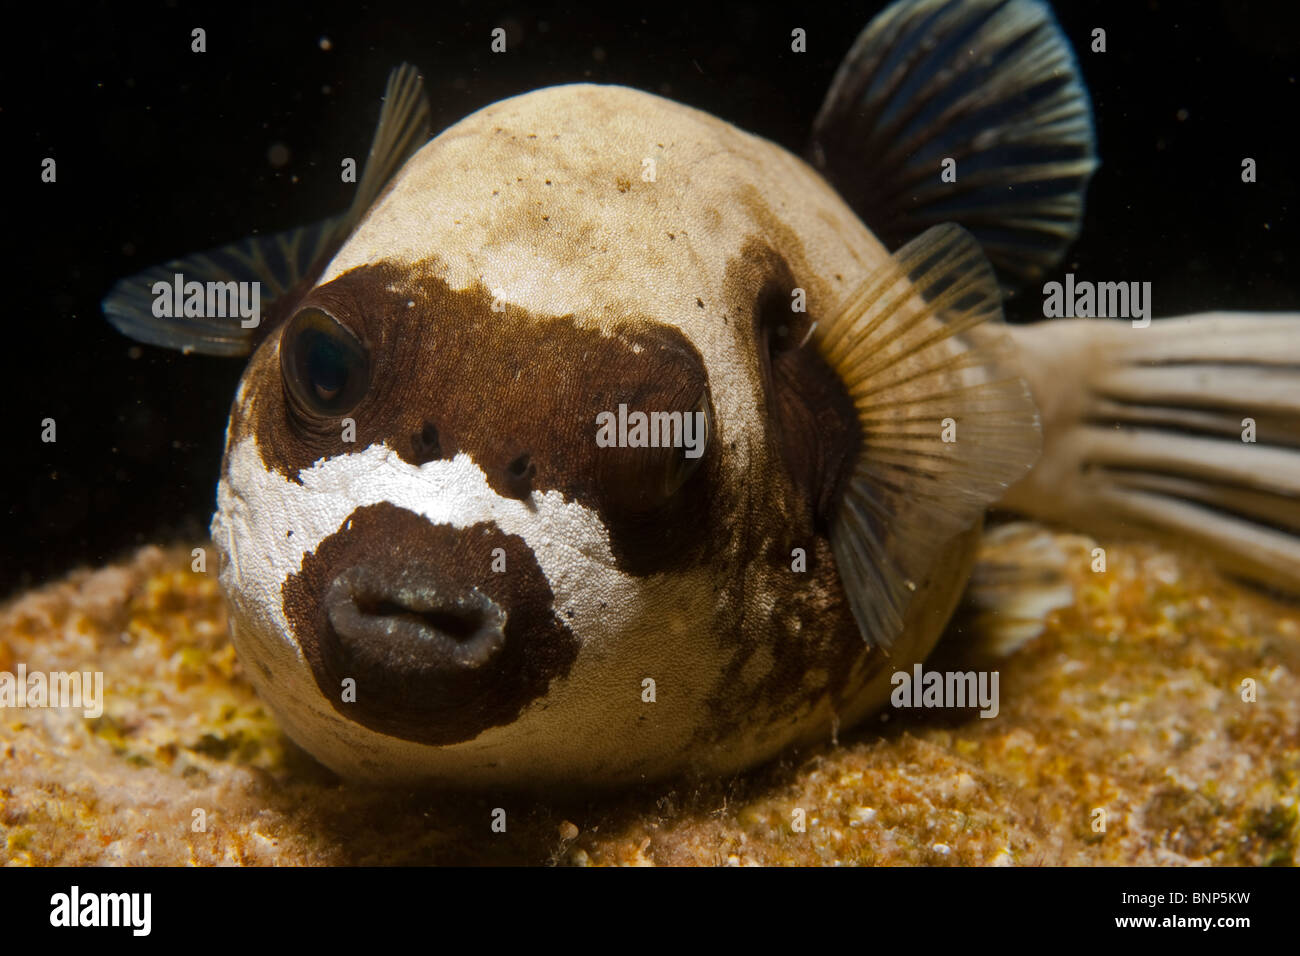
left=281, top=308, right=369, bottom=417
left=307, top=334, right=348, bottom=401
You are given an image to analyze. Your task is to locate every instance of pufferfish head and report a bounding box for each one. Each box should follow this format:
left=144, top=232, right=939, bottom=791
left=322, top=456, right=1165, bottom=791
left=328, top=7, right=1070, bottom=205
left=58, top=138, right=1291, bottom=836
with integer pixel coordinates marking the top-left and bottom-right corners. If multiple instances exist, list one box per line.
left=210, top=84, right=977, bottom=788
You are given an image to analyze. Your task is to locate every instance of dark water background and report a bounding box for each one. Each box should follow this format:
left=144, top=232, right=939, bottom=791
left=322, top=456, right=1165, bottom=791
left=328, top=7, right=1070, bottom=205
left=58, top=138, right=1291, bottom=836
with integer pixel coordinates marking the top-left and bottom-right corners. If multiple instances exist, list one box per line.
left=5, top=0, right=1298, bottom=597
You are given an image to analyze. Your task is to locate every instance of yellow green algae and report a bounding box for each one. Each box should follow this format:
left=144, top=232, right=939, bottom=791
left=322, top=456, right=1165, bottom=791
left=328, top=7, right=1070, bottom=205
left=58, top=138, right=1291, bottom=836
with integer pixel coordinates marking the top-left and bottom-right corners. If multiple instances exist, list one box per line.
left=0, top=534, right=1296, bottom=866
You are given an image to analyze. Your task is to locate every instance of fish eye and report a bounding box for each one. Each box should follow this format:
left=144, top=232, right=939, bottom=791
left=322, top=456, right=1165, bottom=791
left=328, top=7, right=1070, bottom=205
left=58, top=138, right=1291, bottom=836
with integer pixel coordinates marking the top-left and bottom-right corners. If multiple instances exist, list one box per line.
left=661, top=390, right=712, bottom=497
left=280, top=308, right=370, bottom=417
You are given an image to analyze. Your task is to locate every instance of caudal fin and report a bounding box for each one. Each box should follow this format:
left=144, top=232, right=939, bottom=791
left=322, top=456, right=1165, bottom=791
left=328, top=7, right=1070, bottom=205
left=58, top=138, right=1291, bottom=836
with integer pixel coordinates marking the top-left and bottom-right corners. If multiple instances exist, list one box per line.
left=1001, top=314, right=1300, bottom=595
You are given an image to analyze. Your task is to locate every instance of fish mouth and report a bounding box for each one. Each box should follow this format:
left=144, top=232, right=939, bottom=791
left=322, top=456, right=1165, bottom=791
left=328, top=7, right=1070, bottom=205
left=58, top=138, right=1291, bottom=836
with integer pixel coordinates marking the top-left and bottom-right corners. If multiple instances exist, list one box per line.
left=281, top=504, right=581, bottom=747
left=323, top=565, right=507, bottom=679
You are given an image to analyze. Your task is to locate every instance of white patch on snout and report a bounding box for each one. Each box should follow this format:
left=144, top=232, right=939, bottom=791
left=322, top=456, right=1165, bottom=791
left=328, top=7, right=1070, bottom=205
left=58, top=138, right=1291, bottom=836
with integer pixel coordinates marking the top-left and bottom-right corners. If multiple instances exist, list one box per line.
left=211, top=436, right=644, bottom=657
left=210, top=433, right=727, bottom=784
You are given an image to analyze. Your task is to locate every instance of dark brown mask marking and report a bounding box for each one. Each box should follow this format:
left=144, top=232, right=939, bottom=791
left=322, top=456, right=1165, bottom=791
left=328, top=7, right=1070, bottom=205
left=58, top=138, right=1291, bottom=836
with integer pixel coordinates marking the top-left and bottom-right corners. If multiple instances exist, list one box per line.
left=746, top=243, right=862, bottom=534
left=232, top=260, right=720, bottom=577
left=282, top=502, right=579, bottom=746
left=690, top=236, right=870, bottom=743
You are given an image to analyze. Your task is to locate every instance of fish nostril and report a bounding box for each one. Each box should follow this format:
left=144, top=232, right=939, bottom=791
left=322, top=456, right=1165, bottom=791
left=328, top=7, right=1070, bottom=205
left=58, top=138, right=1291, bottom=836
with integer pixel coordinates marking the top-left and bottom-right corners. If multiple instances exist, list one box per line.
left=503, top=452, right=536, bottom=498
left=411, top=421, right=441, bottom=464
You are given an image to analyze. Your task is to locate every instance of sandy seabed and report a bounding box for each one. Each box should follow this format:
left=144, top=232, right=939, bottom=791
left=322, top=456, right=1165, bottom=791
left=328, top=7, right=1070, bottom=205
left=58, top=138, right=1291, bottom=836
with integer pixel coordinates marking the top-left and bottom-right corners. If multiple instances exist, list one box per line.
left=1, top=532, right=1296, bottom=866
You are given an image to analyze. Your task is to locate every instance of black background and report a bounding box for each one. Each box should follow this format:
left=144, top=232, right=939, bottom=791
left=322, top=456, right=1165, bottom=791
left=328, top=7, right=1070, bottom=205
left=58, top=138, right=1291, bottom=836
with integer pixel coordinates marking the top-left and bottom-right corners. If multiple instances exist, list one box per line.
left=0, top=863, right=1288, bottom=940
left=6, top=0, right=1298, bottom=597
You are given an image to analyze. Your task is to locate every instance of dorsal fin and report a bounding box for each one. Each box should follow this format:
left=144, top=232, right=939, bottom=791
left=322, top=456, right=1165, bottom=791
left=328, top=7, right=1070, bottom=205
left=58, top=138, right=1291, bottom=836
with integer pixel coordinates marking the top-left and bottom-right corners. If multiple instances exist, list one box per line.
left=818, top=223, right=1041, bottom=650
left=101, top=63, right=431, bottom=356
left=809, top=0, right=1098, bottom=292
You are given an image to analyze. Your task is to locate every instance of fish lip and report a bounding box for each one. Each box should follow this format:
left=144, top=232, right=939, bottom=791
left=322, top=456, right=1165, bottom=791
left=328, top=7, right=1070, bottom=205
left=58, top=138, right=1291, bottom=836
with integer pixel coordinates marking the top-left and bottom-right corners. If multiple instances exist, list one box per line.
left=323, top=564, right=507, bottom=672
left=281, top=505, right=582, bottom=747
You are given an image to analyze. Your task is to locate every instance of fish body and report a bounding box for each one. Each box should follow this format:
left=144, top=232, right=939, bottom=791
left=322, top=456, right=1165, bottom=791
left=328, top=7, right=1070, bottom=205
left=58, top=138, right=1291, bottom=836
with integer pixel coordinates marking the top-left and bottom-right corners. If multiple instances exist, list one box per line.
left=215, top=85, right=965, bottom=784
left=104, top=0, right=1300, bottom=788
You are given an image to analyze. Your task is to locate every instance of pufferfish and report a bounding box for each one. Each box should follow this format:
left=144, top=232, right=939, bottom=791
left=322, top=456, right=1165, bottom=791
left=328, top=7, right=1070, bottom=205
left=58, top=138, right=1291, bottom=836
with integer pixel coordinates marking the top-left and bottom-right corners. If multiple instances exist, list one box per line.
left=103, top=0, right=1300, bottom=788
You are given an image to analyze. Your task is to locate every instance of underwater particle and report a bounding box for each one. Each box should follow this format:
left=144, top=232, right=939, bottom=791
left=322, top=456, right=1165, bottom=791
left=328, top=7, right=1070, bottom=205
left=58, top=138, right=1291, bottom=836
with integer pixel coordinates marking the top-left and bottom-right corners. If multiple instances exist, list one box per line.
left=558, top=820, right=579, bottom=840
left=267, top=143, right=291, bottom=168
left=319, top=37, right=332, bottom=51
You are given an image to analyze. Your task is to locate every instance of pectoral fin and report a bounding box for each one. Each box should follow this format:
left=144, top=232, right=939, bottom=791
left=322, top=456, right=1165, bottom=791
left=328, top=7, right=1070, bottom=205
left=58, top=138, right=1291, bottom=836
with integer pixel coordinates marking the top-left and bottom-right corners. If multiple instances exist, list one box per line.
left=818, top=223, right=1042, bottom=650
left=101, top=63, right=431, bottom=356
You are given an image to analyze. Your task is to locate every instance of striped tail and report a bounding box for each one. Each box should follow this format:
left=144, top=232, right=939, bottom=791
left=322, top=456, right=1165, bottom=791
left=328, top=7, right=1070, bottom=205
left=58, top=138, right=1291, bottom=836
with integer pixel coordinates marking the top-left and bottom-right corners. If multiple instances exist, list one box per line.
left=1000, top=313, right=1300, bottom=595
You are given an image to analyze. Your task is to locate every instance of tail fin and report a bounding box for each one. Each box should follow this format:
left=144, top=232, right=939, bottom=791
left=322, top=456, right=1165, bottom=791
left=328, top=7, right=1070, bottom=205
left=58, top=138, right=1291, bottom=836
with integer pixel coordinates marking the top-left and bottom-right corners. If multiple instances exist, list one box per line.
left=1001, top=314, right=1300, bottom=595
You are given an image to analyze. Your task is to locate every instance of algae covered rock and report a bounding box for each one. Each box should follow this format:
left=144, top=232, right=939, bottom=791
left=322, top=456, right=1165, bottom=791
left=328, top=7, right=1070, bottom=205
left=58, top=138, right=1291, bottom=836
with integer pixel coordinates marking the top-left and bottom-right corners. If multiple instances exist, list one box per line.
left=0, top=535, right=1296, bottom=865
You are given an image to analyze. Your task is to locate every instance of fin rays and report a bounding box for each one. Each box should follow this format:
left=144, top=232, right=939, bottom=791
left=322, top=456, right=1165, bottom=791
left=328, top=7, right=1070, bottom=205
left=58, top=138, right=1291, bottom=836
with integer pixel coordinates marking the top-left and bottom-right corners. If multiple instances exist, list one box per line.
left=102, top=63, right=432, bottom=356
left=821, top=224, right=1041, bottom=650
left=1002, top=313, right=1300, bottom=595
left=810, top=0, right=1097, bottom=290
left=962, top=521, right=1078, bottom=657
left=349, top=63, right=433, bottom=222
